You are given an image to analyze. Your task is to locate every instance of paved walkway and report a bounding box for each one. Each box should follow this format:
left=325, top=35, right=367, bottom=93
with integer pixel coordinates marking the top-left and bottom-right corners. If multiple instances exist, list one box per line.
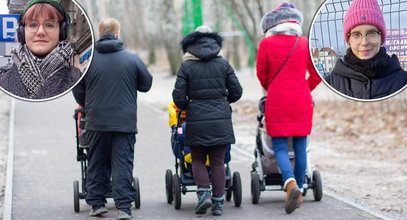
left=7, top=93, right=378, bottom=219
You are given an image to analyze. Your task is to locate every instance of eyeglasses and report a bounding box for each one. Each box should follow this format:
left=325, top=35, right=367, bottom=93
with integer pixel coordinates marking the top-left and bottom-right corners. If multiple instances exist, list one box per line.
left=24, top=20, right=59, bottom=33
left=348, top=31, right=381, bottom=44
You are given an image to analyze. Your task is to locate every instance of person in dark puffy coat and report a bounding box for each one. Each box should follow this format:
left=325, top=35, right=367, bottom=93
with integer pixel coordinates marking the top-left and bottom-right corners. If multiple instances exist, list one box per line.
left=325, top=0, right=407, bottom=100
left=0, top=0, right=81, bottom=100
left=172, top=25, right=242, bottom=216
left=257, top=2, right=321, bottom=214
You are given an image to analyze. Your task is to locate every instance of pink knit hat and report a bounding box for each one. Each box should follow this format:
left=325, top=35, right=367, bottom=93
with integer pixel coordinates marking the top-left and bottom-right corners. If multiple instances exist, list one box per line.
left=343, top=0, right=386, bottom=45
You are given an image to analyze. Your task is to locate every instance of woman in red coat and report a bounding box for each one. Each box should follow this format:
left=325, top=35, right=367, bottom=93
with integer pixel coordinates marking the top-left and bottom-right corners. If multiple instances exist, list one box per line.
left=256, top=2, right=321, bottom=214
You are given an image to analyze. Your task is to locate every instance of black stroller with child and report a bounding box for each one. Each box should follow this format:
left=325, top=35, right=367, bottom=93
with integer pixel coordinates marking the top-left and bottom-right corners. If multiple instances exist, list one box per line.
left=165, top=103, right=242, bottom=209
left=72, top=106, right=141, bottom=212
left=250, top=97, right=323, bottom=204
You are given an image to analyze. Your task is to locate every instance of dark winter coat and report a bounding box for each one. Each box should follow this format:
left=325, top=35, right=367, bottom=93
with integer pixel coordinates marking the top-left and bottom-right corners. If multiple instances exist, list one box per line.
left=172, top=32, right=243, bottom=147
left=325, top=48, right=407, bottom=99
left=73, top=34, right=153, bottom=133
left=256, top=35, right=321, bottom=137
left=0, top=63, right=81, bottom=100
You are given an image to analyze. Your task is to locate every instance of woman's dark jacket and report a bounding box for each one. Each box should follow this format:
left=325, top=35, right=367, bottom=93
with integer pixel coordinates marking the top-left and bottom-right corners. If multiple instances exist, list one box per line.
left=172, top=31, right=243, bottom=147
left=325, top=49, right=407, bottom=99
left=73, top=34, right=153, bottom=133
left=0, top=63, right=81, bottom=99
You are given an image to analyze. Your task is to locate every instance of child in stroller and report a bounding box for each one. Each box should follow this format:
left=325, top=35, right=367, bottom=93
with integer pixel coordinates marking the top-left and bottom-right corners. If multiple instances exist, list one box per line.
left=72, top=106, right=141, bottom=212
left=251, top=97, right=323, bottom=205
left=165, top=102, right=242, bottom=211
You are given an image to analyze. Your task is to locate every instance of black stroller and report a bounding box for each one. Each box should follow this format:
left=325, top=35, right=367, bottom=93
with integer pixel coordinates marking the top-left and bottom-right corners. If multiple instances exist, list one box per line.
left=165, top=105, right=242, bottom=209
left=250, top=97, right=323, bottom=204
left=72, top=107, right=141, bottom=212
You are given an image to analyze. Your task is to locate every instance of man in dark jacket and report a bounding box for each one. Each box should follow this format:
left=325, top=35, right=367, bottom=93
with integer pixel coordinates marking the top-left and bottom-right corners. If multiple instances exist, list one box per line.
left=172, top=25, right=242, bottom=216
left=73, top=17, right=152, bottom=219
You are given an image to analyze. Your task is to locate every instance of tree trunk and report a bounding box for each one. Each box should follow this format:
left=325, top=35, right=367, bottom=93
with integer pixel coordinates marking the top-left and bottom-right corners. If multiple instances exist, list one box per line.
left=232, top=36, right=240, bottom=70
left=159, top=0, right=182, bottom=75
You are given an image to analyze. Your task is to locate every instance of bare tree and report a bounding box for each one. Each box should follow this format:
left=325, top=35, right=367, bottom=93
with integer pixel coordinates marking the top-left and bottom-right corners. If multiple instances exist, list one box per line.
left=226, top=0, right=259, bottom=56
left=78, top=0, right=326, bottom=73
left=158, top=0, right=182, bottom=75
left=124, top=0, right=142, bottom=49
left=146, top=0, right=161, bottom=65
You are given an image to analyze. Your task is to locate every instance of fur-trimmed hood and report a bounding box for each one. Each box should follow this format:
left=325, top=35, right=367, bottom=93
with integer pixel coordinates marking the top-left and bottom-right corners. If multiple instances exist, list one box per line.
left=180, top=32, right=223, bottom=60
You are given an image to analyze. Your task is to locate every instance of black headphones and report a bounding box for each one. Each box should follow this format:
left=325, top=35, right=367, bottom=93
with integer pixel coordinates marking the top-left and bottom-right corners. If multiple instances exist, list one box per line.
left=16, top=0, right=70, bottom=44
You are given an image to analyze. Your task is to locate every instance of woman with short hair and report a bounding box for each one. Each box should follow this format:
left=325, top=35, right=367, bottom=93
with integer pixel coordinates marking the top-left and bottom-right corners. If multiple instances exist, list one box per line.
left=0, top=0, right=81, bottom=100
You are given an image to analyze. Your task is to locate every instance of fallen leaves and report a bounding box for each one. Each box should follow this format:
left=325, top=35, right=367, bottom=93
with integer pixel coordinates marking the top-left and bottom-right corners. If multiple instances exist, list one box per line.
left=231, top=99, right=407, bottom=219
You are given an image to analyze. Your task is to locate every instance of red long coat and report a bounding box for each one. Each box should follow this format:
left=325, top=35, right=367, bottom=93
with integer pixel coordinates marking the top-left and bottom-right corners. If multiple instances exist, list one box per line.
left=256, top=35, right=321, bottom=137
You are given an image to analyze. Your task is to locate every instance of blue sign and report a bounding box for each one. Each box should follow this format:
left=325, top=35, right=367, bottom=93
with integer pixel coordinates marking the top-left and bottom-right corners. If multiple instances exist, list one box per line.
left=316, top=63, right=325, bottom=72
left=80, top=47, right=92, bottom=64
left=0, top=14, right=20, bottom=42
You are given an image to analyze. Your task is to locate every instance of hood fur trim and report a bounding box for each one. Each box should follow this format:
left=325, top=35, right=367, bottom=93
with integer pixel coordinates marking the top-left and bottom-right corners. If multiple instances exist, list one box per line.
left=180, top=32, right=223, bottom=53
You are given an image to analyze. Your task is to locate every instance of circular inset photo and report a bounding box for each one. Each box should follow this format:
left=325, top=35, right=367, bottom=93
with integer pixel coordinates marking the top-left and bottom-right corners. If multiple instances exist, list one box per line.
left=0, top=0, right=94, bottom=101
left=310, top=0, right=407, bottom=101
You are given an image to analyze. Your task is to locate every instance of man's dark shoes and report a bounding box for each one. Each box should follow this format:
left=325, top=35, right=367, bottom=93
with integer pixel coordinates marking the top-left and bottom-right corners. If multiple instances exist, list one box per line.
left=117, top=209, right=132, bottom=220
left=89, top=205, right=108, bottom=216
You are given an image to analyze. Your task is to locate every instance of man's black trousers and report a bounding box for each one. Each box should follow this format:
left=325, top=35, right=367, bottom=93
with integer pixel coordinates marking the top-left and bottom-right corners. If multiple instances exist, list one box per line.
left=85, top=131, right=136, bottom=212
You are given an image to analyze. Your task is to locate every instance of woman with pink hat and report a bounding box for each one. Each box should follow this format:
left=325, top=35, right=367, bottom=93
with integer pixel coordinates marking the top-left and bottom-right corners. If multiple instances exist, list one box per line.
left=256, top=2, right=321, bottom=214
left=325, top=0, right=407, bottom=100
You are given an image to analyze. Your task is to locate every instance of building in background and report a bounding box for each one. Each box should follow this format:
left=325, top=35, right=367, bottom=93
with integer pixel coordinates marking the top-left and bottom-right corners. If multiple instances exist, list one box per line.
left=311, top=47, right=341, bottom=78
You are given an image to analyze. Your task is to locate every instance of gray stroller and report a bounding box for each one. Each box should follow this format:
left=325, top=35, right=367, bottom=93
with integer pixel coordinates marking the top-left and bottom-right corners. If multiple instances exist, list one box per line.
left=250, top=97, right=323, bottom=204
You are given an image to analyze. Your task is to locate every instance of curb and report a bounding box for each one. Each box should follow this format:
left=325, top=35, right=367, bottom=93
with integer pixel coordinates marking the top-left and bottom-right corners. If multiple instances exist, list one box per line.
left=2, top=98, right=15, bottom=220
left=324, top=190, right=392, bottom=220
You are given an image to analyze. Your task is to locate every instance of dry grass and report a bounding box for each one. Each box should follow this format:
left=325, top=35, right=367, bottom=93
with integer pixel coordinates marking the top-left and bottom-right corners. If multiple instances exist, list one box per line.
left=232, top=99, right=407, bottom=219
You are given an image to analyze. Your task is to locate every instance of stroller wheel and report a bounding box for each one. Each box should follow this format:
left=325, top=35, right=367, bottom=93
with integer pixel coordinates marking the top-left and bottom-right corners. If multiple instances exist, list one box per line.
left=73, top=180, right=80, bottom=212
left=226, top=189, right=232, bottom=201
left=302, top=188, right=308, bottom=196
left=251, top=172, right=261, bottom=204
left=225, top=166, right=232, bottom=201
left=165, top=169, right=173, bottom=204
left=172, top=174, right=182, bottom=209
left=133, top=177, right=141, bottom=208
left=232, top=172, right=242, bottom=207
left=312, top=170, right=323, bottom=201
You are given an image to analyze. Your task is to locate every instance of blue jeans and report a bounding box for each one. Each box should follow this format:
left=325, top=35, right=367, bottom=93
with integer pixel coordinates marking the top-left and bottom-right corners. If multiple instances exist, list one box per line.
left=271, top=136, right=307, bottom=189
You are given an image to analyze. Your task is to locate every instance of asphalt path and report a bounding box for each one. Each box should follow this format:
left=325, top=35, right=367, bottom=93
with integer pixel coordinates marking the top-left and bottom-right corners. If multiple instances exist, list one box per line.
left=9, top=93, right=377, bottom=220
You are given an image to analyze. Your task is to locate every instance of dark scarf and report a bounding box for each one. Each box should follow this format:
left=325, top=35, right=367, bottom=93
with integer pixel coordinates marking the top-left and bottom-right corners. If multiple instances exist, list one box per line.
left=344, top=47, right=390, bottom=78
left=11, top=41, right=73, bottom=97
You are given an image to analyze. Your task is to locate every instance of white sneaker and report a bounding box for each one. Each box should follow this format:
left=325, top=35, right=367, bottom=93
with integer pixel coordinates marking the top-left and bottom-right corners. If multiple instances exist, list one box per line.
left=89, top=206, right=108, bottom=216
left=117, top=210, right=132, bottom=220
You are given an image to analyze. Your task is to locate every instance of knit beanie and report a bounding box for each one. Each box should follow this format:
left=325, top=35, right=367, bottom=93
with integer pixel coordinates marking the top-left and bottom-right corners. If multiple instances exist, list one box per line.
left=343, top=0, right=386, bottom=44
left=260, top=2, right=303, bottom=34
left=20, top=0, right=70, bottom=23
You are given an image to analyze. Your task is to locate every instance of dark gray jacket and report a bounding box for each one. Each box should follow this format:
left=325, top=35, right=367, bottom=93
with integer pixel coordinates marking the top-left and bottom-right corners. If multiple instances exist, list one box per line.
left=73, top=34, right=153, bottom=133
left=173, top=32, right=242, bottom=147
left=0, top=63, right=81, bottom=100
left=325, top=55, right=407, bottom=99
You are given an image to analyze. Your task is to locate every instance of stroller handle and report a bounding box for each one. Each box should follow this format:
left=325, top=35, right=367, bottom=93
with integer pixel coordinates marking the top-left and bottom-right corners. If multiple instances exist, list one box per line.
left=176, top=110, right=186, bottom=128
left=73, top=108, right=85, bottom=119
